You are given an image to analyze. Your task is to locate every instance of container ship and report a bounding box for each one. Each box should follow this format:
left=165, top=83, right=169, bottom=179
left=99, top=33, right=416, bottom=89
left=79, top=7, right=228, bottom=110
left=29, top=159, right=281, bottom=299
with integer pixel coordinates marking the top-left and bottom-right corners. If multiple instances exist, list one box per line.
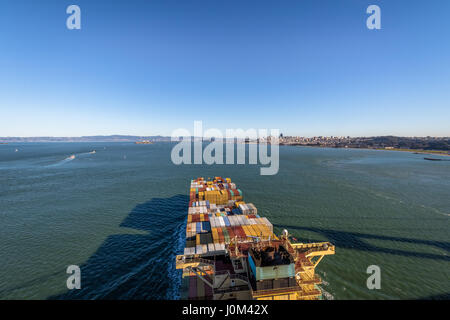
left=176, top=177, right=335, bottom=300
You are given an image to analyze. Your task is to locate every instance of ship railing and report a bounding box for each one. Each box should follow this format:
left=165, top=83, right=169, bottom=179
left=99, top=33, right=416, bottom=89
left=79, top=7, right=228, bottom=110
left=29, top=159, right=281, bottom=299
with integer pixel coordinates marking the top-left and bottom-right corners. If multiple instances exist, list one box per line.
left=290, top=242, right=335, bottom=252
left=288, top=242, right=335, bottom=259
left=251, top=285, right=304, bottom=297
left=229, top=274, right=249, bottom=282
left=176, top=255, right=214, bottom=268
left=296, top=289, right=322, bottom=298
left=227, top=235, right=277, bottom=244
left=214, top=271, right=249, bottom=284
left=297, top=275, right=321, bottom=285
left=214, top=270, right=249, bottom=290
left=214, top=284, right=251, bottom=294
left=215, top=270, right=230, bottom=276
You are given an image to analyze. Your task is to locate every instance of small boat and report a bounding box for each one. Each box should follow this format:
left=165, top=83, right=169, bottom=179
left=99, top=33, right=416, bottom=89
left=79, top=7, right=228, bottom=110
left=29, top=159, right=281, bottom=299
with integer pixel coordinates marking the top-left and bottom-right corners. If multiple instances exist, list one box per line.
left=90, top=150, right=96, bottom=154
left=424, top=157, right=442, bottom=161
left=68, top=155, right=75, bottom=160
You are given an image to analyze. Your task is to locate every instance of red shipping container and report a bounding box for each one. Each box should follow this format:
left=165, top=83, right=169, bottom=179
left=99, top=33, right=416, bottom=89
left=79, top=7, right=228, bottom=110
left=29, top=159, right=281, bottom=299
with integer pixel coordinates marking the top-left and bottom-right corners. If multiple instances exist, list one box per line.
left=226, top=227, right=235, bottom=239
left=235, top=226, right=246, bottom=238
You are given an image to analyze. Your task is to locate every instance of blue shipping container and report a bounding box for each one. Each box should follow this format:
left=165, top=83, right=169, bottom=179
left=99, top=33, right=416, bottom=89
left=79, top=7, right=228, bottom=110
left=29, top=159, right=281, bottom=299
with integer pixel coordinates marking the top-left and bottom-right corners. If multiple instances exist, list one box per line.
left=223, top=216, right=231, bottom=227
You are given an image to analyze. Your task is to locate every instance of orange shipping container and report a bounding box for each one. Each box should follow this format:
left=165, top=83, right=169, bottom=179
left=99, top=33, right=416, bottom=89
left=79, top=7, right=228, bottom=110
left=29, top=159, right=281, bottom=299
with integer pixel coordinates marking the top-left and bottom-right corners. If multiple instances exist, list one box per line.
left=217, top=228, right=224, bottom=243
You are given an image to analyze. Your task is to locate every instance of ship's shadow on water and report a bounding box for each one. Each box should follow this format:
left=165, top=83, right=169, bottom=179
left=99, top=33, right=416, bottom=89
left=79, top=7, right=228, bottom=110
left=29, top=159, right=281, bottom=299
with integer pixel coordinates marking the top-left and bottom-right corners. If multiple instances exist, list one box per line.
left=275, top=224, right=450, bottom=262
left=49, top=194, right=189, bottom=300
left=276, top=225, right=450, bottom=300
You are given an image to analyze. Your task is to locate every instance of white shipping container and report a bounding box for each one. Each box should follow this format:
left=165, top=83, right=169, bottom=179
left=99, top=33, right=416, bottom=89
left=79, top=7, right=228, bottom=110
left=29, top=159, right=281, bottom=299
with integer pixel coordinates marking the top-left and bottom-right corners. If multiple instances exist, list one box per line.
left=262, top=218, right=273, bottom=231
left=196, top=244, right=202, bottom=255
left=208, top=243, right=215, bottom=252
left=210, top=217, right=217, bottom=228
left=247, top=203, right=257, bottom=214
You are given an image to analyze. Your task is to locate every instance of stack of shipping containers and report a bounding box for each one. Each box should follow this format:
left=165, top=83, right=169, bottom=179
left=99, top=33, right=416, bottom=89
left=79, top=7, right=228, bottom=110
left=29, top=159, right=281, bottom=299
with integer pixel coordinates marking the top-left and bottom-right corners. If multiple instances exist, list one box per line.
left=185, top=177, right=275, bottom=257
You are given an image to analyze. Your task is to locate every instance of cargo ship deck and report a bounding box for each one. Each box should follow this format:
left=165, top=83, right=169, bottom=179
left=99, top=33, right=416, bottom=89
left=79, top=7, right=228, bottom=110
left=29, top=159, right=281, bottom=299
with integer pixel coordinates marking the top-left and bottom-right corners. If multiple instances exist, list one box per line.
left=176, top=177, right=335, bottom=300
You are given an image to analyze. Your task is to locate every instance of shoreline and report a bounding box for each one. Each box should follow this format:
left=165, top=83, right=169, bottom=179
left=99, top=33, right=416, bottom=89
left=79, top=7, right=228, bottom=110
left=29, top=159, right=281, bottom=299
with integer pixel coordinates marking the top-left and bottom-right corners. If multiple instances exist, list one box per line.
left=280, top=144, right=450, bottom=157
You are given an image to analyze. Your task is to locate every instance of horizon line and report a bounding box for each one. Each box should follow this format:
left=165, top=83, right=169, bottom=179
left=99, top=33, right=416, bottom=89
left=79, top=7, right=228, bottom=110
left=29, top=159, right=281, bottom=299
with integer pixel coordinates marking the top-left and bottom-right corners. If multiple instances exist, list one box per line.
left=1, top=134, right=449, bottom=139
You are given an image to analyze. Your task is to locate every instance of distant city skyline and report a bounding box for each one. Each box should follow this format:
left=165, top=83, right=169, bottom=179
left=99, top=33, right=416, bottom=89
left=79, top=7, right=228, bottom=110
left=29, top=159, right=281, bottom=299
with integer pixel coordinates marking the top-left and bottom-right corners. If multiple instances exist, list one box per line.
left=1, top=134, right=449, bottom=140
left=1, top=0, right=450, bottom=137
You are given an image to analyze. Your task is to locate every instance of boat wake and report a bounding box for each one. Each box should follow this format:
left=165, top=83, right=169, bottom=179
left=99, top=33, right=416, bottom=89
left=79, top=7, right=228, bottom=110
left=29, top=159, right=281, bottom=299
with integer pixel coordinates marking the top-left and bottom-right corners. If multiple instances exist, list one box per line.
left=47, top=151, right=96, bottom=167
left=46, top=155, right=76, bottom=167
left=321, top=288, right=335, bottom=300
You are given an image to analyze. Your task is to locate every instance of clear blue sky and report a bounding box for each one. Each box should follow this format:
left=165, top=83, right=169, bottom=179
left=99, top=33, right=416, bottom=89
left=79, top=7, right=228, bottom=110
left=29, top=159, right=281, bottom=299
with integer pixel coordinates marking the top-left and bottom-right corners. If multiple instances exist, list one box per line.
left=1, top=0, right=449, bottom=137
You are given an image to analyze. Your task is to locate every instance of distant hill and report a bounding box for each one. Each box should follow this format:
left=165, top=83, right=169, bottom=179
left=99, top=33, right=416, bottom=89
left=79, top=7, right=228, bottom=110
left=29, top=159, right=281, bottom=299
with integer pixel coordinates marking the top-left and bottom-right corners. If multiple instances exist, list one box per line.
left=0, top=135, right=172, bottom=143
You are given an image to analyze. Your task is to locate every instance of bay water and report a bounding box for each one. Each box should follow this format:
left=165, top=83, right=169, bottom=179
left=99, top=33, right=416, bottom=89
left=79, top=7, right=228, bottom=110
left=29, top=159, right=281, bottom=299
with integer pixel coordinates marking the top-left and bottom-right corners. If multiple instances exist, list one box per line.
left=0, top=143, right=448, bottom=299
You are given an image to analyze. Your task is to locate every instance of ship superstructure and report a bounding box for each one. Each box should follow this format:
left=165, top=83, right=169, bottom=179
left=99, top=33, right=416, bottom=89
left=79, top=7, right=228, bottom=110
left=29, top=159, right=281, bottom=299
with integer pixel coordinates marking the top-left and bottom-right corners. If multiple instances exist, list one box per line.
left=176, top=177, right=335, bottom=300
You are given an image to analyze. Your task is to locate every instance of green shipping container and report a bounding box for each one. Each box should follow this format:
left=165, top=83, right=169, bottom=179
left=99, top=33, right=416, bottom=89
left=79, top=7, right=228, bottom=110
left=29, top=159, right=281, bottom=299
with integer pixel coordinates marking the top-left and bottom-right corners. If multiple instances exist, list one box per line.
left=222, top=227, right=230, bottom=243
